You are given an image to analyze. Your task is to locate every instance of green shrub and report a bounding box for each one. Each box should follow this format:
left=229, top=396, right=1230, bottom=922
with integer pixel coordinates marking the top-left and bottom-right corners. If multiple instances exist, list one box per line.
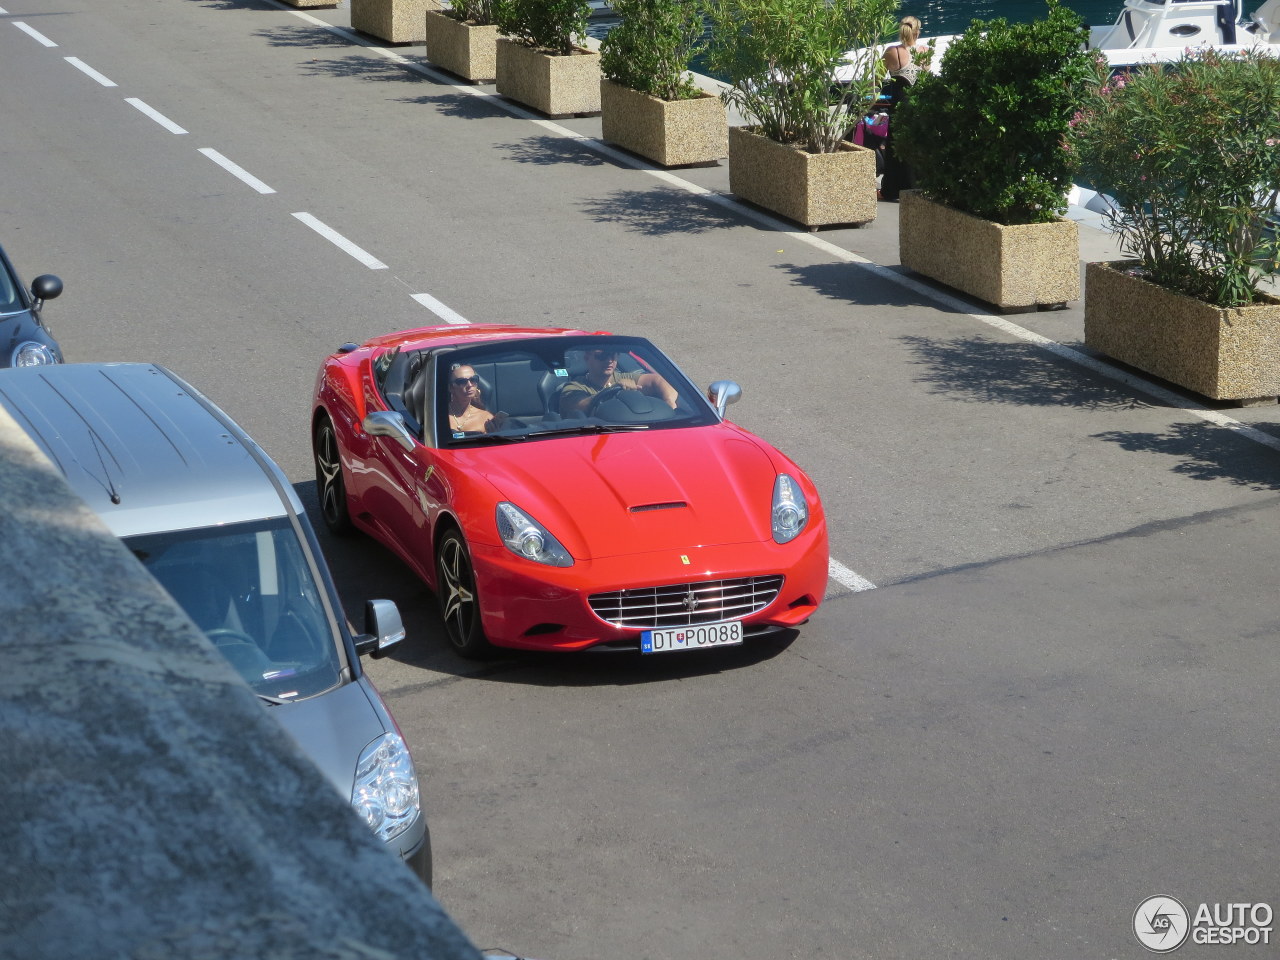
left=892, top=0, right=1093, bottom=224
left=704, top=0, right=898, bottom=154
left=600, top=0, right=707, bottom=102
left=448, top=0, right=498, bottom=25
left=493, top=0, right=590, bottom=56
left=1070, top=49, right=1280, bottom=307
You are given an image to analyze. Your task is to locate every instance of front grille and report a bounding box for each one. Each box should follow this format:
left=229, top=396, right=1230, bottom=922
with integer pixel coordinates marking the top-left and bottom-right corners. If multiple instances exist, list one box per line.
left=588, top=576, right=784, bottom=629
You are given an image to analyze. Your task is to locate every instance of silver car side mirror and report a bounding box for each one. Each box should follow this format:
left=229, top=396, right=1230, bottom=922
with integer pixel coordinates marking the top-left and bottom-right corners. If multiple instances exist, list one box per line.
left=354, top=599, right=406, bottom=659
left=363, top=410, right=416, bottom=452
left=708, top=380, right=742, bottom=418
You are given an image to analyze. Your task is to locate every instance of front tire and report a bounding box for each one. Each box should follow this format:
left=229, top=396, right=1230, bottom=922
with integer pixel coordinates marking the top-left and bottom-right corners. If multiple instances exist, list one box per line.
left=435, top=528, right=492, bottom=659
left=314, top=415, right=355, bottom=537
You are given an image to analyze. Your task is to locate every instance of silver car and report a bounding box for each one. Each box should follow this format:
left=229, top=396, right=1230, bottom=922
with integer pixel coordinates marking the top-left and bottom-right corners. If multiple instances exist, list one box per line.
left=0, top=362, right=431, bottom=884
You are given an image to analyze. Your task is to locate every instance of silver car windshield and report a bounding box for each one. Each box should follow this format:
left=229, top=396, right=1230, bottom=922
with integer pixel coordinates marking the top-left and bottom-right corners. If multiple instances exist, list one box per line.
left=126, top=518, right=344, bottom=700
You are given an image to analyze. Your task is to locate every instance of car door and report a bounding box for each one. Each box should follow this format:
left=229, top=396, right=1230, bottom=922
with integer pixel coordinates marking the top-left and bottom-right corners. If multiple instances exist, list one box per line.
left=374, top=353, right=451, bottom=583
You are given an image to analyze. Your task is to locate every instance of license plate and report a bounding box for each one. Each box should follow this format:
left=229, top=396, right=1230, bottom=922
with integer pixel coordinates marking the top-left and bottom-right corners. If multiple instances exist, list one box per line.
left=641, top=619, right=743, bottom=654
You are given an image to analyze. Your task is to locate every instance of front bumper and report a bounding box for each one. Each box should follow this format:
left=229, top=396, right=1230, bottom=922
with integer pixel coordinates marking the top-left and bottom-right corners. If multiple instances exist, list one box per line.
left=389, top=810, right=432, bottom=888
left=470, top=522, right=828, bottom=651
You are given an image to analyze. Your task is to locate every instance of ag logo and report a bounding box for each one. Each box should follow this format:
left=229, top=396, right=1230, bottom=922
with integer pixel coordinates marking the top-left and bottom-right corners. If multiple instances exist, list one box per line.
left=1134, top=896, right=1190, bottom=953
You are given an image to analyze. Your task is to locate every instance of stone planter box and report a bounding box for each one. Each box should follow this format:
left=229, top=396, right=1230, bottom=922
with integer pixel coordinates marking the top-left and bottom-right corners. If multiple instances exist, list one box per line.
left=424, top=10, right=498, bottom=82
left=727, top=125, right=876, bottom=228
left=599, top=80, right=727, bottom=168
left=1085, top=260, right=1280, bottom=402
left=351, top=0, right=439, bottom=44
left=898, top=191, right=1080, bottom=312
left=495, top=39, right=601, bottom=118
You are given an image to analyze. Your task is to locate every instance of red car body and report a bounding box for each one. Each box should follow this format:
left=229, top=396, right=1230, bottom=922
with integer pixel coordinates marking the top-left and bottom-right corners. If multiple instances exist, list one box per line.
left=312, top=325, right=828, bottom=655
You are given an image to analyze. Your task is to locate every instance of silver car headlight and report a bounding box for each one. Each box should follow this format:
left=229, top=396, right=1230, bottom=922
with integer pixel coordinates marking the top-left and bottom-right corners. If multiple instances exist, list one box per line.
left=771, top=473, right=809, bottom=544
left=12, top=341, right=59, bottom=366
left=351, top=732, right=420, bottom=843
left=496, top=501, right=574, bottom=567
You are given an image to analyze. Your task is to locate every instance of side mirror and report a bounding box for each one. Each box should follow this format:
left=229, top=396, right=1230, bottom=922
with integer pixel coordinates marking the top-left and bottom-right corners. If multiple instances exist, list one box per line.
left=353, top=599, right=406, bottom=659
left=707, top=380, right=742, bottom=418
left=362, top=410, right=416, bottom=452
left=31, top=275, right=63, bottom=306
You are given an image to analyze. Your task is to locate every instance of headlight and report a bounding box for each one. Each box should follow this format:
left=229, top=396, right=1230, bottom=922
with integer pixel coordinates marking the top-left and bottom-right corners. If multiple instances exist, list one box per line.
left=351, top=732, right=420, bottom=843
left=496, top=502, right=574, bottom=567
left=12, top=341, right=59, bottom=366
left=771, top=473, right=809, bottom=544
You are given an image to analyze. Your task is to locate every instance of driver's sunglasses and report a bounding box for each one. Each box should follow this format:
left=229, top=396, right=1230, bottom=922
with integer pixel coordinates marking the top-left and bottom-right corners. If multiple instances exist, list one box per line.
left=451, top=375, right=481, bottom=387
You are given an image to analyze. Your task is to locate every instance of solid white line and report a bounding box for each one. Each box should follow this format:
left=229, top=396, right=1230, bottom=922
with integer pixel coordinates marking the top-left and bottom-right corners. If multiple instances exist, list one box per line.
left=64, top=57, right=116, bottom=87
left=14, top=22, right=56, bottom=46
left=411, top=293, right=470, bottom=325
left=829, top=558, right=877, bottom=593
left=198, top=148, right=276, bottom=194
left=292, top=213, right=388, bottom=269
left=125, top=98, right=187, bottom=134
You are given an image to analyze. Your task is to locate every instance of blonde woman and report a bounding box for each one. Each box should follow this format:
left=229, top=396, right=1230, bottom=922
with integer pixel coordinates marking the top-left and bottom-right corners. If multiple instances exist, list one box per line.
left=883, top=15, right=926, bottom=85
left=880, top=15, right=927, bottom=201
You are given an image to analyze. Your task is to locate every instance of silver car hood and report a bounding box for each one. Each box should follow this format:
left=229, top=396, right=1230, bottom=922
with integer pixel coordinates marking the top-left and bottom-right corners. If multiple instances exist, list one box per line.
left=271, top=678, right=386, bottom=797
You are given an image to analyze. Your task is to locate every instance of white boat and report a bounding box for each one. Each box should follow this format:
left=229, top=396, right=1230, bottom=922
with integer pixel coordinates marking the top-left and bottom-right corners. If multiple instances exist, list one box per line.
left=835, top=0, right=1280, bottom=84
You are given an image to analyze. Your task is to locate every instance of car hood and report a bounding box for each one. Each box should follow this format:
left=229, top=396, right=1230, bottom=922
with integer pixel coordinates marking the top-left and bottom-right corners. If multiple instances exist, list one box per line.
left=271, top=678, right=386, bottom=798
left=466, top=426, right=778, bottom=559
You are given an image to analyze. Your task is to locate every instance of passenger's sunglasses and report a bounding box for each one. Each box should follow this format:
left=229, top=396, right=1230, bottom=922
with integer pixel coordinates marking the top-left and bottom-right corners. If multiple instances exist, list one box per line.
left=451, top=376, right=481, bottom=387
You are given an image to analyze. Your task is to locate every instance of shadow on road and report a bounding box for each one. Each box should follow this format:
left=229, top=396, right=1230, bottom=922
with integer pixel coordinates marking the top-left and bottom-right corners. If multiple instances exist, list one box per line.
left=777, top=260, right=964, bottom=310
left=579, top=188, right=744, bottom=236
left=1093, top=421, right=1280, bottom=490
left=902, top=334, right=1149, bottom=410
left=496, top=134, right=612, bottom=167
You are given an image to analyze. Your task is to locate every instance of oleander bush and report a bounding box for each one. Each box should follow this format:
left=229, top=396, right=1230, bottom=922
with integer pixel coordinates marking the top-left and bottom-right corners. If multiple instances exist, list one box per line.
left=493, top=0, right=590, bottom=55
left=1070, top=48, right=1280, bottom=307
left=704, top=0, right=898, bottom=153
left=448, top=0, right=498, bottom=25
left=599, top=0, right=707, bottom=102
left=892, top=0, right=1094, bottom=224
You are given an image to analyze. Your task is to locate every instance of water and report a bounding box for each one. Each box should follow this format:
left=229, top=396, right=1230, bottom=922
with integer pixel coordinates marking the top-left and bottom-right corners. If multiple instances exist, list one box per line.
left=586, top=2, right=1128, bottom=78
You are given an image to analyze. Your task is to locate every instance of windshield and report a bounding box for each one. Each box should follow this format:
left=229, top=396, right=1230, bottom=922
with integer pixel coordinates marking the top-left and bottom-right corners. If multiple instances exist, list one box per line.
left=0, top=255, right=22, bottom=314
left=432, top=336, right=717, bottom=446
left=126, top=517, right=345, bottom=700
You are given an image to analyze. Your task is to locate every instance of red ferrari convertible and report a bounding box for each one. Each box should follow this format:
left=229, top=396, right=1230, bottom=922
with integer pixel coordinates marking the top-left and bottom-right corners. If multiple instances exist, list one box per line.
left=312, top=325, right=828, bottom=657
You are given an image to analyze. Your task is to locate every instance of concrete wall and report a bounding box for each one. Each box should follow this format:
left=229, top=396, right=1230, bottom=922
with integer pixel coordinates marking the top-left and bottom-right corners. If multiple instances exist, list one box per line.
left=0, top=406, right=480, bottom=960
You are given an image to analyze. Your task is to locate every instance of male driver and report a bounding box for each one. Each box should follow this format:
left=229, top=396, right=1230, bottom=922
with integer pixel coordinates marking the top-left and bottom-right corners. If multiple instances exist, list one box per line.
left=558, top=347, right=678, bottom=417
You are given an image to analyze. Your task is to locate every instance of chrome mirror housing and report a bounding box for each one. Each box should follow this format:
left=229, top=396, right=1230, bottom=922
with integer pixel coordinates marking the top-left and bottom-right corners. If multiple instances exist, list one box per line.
left=708, top=380, right=742, bottom=418
left=362, top=410, right=416, bottom=452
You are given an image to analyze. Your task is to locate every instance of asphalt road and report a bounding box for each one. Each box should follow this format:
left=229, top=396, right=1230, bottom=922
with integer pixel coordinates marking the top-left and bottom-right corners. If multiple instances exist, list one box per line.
left=4, top=2, right=1279, bottom=958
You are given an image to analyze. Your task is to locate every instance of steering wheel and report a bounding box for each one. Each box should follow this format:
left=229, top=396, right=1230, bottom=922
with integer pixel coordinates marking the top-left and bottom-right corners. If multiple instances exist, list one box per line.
left=586, top=385, right=626, bottom=417
left=205, top=627, right=259, bottom=647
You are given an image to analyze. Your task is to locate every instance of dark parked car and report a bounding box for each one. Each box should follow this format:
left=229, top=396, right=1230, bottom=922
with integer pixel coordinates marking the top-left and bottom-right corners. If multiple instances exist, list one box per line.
left=0, top=242, right=63, bottom=367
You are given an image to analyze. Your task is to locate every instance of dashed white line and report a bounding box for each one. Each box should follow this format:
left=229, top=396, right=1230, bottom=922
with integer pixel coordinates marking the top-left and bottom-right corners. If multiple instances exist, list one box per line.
left=64, top=56, right=116, bottom=87
left=292, top=213, right=387, bottom=269
left=126, top=98, right=187, bottom=134
left=411, top=293, right=470, bottom=325
left=13, top=21, right=56, bottom=46
left=829, top=559, right=876, bottom=593
left=198, top=148, right=276, bottom=194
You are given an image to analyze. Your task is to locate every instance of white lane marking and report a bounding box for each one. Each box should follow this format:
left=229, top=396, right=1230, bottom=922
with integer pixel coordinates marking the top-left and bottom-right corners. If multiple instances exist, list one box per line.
left=14, top=21, right=56, bottom=46
left=292, top=213, right=388, bottom=269
left=829, top=558, right=876, bottom=593
left=411, top=293, right=470, bottom=325
left=198, top=147, right=277, bottom=194
left=125, top=98, right=187, bottom=134
left=64, top=56, right=116, bottom=86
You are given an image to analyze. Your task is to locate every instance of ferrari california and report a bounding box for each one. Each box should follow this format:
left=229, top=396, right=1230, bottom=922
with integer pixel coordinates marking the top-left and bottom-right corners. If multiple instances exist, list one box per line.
left=312, top=325, right=828, bottom=657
